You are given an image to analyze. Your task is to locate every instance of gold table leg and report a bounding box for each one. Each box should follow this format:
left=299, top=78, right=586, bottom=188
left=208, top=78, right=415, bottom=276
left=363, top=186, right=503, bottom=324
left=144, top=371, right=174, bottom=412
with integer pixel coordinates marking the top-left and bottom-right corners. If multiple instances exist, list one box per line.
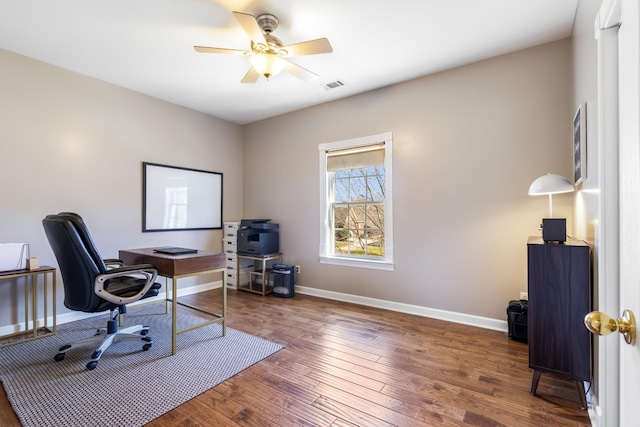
left=31, top=273, right=37, bottom=338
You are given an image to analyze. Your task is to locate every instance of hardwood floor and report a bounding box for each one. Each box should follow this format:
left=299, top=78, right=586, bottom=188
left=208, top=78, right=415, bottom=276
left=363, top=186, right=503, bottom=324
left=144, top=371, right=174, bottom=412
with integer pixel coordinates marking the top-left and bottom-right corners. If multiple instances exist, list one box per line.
left=0, top=289, right=591, bottom=426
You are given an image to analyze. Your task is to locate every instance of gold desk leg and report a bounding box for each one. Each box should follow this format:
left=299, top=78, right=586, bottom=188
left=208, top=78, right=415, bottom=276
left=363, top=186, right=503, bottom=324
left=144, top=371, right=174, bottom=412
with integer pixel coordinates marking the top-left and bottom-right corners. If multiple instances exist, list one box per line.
left=164, top=275, right=169, bottom=315
left=222, top=270, right=227, bottom=336
left=172, top=276, right=177, bottom=355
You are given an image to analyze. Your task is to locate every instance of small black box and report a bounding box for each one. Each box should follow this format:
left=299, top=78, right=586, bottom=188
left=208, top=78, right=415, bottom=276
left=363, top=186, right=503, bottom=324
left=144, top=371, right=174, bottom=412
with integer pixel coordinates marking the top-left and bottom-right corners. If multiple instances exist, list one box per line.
left=507, top=300, right=528, bottom=342
left=542, top=218, right=566, bottom=242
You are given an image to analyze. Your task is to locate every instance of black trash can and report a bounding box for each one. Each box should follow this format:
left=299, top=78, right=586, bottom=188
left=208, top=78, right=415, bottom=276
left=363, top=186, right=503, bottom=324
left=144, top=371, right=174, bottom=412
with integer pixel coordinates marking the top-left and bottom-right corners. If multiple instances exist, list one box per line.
left=272, top=264, right=295, bottom=298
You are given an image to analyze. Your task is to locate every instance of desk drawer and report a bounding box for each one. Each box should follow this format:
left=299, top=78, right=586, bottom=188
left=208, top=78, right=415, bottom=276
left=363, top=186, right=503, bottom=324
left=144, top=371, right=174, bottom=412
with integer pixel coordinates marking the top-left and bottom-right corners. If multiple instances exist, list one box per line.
left=119, top=250, right=225, bottom=277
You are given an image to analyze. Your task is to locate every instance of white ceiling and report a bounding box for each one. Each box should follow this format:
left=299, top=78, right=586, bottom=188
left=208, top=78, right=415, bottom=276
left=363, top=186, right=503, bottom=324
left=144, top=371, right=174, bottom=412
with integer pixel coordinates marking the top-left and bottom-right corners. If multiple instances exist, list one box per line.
left=0, top=0, right=579, bottom=125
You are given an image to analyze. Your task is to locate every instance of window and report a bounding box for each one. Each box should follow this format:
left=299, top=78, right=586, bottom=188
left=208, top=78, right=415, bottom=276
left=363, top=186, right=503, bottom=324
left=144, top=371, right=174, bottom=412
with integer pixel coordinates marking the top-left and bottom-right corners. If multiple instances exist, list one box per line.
left=318, top=132, right=394, bottom=270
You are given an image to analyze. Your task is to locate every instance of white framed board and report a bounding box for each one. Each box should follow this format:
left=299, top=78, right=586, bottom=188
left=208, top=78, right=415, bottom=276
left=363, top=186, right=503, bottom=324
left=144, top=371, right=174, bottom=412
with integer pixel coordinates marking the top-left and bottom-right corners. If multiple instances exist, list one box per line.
left=142, top=162, right=222, bottom=232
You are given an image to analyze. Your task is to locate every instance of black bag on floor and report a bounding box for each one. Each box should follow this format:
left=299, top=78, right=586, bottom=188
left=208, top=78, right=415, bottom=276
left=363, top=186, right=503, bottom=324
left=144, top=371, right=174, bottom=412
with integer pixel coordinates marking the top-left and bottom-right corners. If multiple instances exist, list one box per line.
left=507, top=299, right=528, bottom=342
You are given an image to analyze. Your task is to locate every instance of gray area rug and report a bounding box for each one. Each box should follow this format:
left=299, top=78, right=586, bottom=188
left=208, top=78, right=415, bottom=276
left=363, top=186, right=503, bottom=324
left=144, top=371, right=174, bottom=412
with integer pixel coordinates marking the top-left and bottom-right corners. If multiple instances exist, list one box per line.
left=0, top=303, right=283, bottom=427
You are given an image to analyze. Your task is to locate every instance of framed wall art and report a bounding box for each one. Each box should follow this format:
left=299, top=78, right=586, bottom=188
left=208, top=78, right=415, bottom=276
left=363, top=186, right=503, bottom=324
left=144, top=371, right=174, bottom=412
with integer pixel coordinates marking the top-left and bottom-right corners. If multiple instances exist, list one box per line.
left=573, top=103, right=586, bottom=185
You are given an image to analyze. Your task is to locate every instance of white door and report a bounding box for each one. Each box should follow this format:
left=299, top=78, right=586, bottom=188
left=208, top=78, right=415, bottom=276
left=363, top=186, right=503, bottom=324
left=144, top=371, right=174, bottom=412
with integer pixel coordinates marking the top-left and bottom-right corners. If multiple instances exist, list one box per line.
left=594, top=1, right=640, bottom=425
left=617, top=0, right=640, bottom=424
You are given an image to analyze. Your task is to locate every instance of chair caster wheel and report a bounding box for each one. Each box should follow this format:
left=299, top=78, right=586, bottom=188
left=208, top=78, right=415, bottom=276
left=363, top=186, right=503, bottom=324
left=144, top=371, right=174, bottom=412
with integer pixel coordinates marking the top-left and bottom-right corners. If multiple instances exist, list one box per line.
left=142, top=343, right=152, bottom=351
left=54, top=353, right=65, bottom=362
left=86, top=361, right=98, bottom=370
left=140, top=329, right=149, bottom=336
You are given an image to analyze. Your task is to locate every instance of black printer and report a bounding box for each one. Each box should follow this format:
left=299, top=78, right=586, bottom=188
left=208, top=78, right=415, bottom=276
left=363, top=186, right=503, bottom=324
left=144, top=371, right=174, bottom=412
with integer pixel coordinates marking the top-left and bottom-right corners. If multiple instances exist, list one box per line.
left=237, top=219, right=279, bottom=255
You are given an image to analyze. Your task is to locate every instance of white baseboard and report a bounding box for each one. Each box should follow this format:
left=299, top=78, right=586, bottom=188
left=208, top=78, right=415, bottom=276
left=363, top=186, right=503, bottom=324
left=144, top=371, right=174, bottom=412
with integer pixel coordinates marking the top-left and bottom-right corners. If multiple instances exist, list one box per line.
left=1, top=280, right=508, bottom=336
left=296, top=285, right=508, bottom=333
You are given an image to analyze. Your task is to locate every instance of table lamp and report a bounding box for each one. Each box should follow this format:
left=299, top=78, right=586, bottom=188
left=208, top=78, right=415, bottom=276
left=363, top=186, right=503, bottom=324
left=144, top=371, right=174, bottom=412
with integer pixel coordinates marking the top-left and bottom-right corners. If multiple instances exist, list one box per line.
left=528, top=173, right=574, bottom=241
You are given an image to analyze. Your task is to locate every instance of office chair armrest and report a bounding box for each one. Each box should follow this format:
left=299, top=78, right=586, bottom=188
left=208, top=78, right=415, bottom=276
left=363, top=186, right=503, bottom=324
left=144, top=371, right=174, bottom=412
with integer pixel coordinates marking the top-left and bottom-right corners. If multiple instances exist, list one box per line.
left=104, top=258, right=124, bottom=269
left=94, top=264, right=158, bottom=305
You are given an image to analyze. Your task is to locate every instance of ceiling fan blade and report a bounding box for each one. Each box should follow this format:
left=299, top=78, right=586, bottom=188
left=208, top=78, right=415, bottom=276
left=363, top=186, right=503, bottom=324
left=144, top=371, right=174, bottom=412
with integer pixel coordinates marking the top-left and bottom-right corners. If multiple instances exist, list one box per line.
left=282, top=59, right=319, bottom=83
left=194, top=46, right=249, bottom=55
left=282, top=38, right=333, bottom=56
left=232, top=11, right=267, bottom=45
left=241, top=67, right=261, bottom=84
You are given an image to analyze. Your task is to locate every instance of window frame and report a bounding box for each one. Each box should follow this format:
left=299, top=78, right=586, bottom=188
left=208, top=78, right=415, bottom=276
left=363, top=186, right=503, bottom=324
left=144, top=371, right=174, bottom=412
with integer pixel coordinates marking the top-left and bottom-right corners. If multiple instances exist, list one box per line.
left=318, top=132, right=394, bottom=271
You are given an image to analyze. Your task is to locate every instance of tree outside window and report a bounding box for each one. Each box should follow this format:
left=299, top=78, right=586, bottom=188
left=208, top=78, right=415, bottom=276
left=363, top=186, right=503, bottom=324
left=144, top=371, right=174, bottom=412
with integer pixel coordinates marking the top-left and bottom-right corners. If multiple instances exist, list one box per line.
left=332, top=167, right=385, bottom=257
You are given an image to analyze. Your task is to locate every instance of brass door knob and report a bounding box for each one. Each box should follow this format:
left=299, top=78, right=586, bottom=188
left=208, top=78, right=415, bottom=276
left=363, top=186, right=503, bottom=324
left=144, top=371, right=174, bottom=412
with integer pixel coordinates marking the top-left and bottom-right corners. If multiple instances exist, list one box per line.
left=584, top=309, right=636, bottom=345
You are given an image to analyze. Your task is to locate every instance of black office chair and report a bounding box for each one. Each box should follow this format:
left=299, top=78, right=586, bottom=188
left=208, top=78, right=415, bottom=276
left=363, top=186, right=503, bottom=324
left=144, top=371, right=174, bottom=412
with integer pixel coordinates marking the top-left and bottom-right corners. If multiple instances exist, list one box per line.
left=42, top=213, right=161, bottom=370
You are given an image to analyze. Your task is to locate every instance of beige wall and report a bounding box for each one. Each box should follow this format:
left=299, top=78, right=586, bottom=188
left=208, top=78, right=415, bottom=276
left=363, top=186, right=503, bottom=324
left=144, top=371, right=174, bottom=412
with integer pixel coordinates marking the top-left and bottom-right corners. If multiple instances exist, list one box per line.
left=0, top=38, right=574, bottom=327
left=0, top=49, right=244, bottom=325
left=243, top=39, right=573, bottom=320
left=572, top=1, right=600, bottom=244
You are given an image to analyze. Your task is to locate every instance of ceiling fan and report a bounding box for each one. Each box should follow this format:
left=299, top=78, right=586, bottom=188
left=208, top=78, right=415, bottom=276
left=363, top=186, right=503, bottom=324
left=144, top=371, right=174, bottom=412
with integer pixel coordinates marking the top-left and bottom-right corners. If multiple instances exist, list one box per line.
left=194, top=11, right=333, bottom=83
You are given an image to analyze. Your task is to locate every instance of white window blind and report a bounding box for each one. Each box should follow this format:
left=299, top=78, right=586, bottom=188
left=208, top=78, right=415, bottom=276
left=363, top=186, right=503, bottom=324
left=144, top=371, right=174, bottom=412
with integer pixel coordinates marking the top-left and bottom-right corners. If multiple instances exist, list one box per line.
left=326, top=143, right=385, bottom=171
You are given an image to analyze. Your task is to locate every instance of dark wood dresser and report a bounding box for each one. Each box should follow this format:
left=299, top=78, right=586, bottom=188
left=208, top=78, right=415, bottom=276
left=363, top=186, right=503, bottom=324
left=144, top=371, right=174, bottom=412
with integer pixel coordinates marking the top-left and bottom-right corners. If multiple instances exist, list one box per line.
left=527, top=236, right=591, bottom=409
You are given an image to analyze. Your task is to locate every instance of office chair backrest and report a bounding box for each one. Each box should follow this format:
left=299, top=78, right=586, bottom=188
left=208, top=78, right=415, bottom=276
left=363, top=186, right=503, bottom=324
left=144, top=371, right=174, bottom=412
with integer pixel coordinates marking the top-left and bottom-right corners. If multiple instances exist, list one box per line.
left=42, top=213, right=109, bottom=312
left=55, top=212, right=107, bottom=269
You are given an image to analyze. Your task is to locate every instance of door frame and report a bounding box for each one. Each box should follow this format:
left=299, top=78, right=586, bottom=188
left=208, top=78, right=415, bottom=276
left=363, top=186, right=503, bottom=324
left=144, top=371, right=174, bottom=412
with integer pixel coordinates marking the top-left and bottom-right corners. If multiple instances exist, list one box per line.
left=592, top=0, right=621, bottom=426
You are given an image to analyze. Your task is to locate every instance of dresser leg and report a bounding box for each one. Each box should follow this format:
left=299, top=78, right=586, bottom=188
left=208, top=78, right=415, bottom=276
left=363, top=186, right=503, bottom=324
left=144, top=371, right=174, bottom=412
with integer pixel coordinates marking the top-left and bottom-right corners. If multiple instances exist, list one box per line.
left=576, top=381, right=588, bottom=410
left=530, top=370, right=542, bottom=395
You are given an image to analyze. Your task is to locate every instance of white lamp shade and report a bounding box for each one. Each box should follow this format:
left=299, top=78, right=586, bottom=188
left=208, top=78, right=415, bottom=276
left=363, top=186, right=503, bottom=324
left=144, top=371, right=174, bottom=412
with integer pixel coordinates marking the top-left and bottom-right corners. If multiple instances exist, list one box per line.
left=249, top=53, right=285, bottom=78
left=528, top=173, right=575, bottom=196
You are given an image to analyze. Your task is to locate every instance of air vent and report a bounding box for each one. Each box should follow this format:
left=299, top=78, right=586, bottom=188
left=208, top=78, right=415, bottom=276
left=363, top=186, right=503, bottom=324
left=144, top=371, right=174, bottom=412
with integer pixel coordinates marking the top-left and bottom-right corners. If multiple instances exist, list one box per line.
left=324, top=80, right=346, bottom=90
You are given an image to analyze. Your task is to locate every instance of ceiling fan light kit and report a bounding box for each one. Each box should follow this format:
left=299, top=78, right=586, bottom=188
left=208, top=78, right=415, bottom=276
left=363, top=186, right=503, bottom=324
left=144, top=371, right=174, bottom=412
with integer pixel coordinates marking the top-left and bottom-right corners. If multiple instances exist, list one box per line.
left=248, top=53, right=286, bottom=79
left=194, top=11, right=333, bottom=83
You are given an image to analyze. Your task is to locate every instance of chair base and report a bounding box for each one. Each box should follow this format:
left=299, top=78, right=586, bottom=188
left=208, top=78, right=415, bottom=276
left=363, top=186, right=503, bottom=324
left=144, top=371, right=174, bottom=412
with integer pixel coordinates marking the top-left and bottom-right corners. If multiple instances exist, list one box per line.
left=54, top=320, right=153, bottom=370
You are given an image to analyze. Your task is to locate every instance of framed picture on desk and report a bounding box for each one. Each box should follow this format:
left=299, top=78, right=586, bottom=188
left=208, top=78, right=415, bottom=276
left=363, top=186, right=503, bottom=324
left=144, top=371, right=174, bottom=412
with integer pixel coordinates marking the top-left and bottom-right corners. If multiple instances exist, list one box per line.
left=142, top=162, right=223, bottom=232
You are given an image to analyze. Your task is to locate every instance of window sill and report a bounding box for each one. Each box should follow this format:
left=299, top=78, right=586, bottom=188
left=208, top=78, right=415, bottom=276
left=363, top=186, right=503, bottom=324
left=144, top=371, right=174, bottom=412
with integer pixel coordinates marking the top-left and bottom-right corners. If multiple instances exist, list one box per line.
left=319, top=256, right=395, bottom=271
